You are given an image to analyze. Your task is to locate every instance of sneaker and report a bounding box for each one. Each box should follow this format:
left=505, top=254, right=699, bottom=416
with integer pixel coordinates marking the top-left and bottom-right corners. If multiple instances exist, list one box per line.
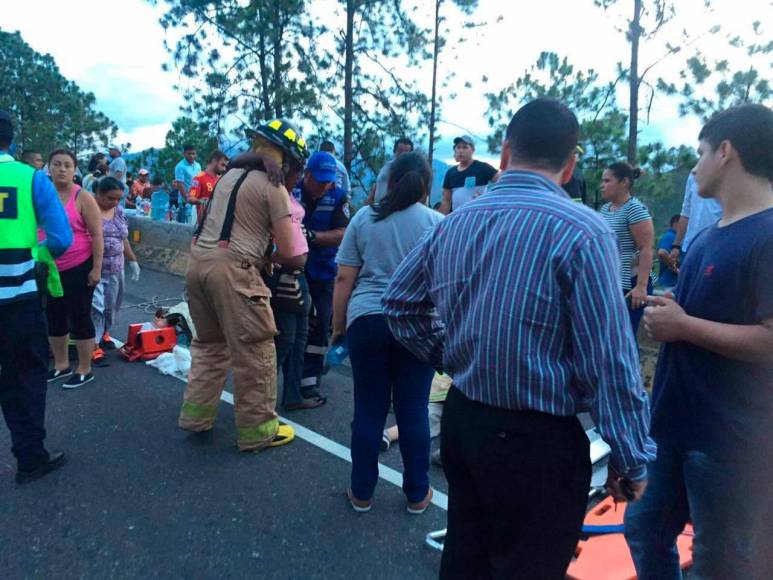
left=407, top=488, right=434, bottom=515
left=16, top=451, right=67, bottom=484
left=62, top=373, right=94, bottom=389
left=346, top=489, right=372, bottom=513
left=101, top=333, right=116, bottom=351
left=47, top=368, right=73, bottom=383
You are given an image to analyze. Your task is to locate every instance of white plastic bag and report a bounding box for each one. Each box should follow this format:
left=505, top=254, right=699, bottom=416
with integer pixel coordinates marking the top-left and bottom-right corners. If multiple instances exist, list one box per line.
left=173, top=346, right=191, bottom=375
left=145, top=346, right=191, bottom=378
left=145, top=352, right=178, bottom=376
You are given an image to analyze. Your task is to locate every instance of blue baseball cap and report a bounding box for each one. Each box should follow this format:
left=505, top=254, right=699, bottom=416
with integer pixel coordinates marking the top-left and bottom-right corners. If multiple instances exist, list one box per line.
left=306, top=151, right=337, bottom=183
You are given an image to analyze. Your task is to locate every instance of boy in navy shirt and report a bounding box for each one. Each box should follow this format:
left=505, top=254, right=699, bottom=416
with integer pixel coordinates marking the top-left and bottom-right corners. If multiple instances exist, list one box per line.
left=625, top=104, right=773, bottom=579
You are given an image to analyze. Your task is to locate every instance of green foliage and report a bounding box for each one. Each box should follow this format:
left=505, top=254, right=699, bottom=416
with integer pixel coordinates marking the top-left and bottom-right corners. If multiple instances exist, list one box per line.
left=152, top=0, right=325, bottom=141
left=336, top=0, right=436, bottom=189
left=485, top=52, right=618, bottom=152
left=484, top=50, right=696, bottom=220
left=635, top=144, right=696, bottom=228
left=150, top=0, right=438, bottom=193
left=485, top=51, right=629, bottom=201
left=659, top=21, right=772, bottom=121
left=0, top=29, right=117, bottom=156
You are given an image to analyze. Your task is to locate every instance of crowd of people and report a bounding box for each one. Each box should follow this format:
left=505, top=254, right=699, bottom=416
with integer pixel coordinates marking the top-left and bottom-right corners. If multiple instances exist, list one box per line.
left=1, top=97, right=772, bottom=580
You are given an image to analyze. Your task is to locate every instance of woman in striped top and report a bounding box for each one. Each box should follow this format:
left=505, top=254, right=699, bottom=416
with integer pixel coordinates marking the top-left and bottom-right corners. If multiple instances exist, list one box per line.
left=600, top=162, right=655, bottom=335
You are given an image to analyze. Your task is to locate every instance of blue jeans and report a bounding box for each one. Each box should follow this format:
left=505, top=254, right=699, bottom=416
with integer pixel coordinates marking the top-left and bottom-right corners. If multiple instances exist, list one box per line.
left=348, top=314, right=435, bottom=503
left=627, top=275, right=653, bottom=335
left=274, top=274, right=311, bottom=408
left=625, top=439, right=773, bottom=579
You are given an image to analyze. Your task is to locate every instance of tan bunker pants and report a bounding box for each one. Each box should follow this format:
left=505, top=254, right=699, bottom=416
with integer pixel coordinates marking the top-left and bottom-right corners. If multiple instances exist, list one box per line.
left=179, top=250, right=279, bottom=451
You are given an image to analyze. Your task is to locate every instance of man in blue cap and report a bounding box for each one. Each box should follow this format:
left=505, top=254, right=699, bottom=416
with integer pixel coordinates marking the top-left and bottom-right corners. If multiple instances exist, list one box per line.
left=293, top=151, right=350, bottom=405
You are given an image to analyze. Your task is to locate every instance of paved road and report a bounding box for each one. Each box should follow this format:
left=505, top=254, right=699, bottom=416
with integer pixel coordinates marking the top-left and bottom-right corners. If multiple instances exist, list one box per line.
left=1, top=268, right=448, bottom=579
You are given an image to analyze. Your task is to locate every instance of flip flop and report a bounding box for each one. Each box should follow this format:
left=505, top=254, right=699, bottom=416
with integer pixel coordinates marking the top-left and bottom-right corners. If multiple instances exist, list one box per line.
left=284, top=397, right=326, bottom=411
left=380, top=431, right=391, bottom=452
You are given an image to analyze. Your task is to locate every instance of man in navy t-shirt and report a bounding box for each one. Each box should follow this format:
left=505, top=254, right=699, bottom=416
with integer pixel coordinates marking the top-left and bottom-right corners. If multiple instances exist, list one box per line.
left=625, top=104, right=773, bottom=580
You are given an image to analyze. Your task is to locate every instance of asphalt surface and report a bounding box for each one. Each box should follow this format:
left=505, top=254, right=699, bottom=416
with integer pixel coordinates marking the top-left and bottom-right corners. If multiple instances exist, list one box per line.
left=1, top=268, right=448, bottom=580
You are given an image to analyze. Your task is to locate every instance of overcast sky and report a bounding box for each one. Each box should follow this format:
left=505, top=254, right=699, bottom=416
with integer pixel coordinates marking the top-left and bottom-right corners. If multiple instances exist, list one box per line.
left=2, top=0, right=770, bottom=162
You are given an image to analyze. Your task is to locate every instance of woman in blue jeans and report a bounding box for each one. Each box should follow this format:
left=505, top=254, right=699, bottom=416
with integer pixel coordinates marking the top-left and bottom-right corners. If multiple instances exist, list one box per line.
left=332, top=152, right=443, bottom=514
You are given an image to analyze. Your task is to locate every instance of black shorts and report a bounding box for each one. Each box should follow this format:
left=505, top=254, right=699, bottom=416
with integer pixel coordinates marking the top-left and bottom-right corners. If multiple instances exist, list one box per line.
left=46, top=257, right=96, bottom=340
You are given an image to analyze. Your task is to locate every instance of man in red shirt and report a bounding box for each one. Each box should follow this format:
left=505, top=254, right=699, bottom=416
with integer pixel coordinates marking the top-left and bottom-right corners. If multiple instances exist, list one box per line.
left=188, top=150, right=228, bottom=223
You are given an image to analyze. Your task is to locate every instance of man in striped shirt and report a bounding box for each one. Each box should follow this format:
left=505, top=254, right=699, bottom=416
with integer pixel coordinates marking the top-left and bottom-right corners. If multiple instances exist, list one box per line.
left=383, top=98, right=655, bottom=579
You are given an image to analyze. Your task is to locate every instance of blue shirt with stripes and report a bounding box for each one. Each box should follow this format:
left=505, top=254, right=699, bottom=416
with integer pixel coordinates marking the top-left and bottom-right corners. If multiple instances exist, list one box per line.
left=382, top=169, right=656, bottom=479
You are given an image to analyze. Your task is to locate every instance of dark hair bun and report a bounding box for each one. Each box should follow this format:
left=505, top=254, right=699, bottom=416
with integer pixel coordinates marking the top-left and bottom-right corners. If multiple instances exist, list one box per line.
left=632, top=167, right=642, bottom=179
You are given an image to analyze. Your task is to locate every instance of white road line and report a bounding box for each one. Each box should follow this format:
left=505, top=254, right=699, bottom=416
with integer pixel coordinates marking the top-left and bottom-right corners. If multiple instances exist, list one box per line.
left=117, top=339, right=448, bottom=511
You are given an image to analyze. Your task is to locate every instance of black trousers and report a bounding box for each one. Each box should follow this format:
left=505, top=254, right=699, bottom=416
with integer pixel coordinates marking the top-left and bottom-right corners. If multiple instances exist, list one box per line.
left=0, top=298, right=50, bottom=471
left=440, top=387, right=591, bottom=580
left=301, top=276, right=334, bottom=393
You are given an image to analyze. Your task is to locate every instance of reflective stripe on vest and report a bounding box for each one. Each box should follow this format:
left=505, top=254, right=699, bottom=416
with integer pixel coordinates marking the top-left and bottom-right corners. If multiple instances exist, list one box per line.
left=0, top=155, right=38, bottom=303
left=295, top=185, right=346, bottom=281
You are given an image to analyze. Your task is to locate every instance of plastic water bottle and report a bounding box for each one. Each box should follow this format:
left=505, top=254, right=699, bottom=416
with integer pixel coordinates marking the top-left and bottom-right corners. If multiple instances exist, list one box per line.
left=326, top=336, right=349, bottom=367
left=151, top=190, right=169, bottom=221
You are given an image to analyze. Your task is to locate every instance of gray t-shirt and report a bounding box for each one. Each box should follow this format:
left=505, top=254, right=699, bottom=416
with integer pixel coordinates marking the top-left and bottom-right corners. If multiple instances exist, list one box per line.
left=109, top=156, right=127, bottom=184
left=374, top=160, right=393, bottom=202
left=337, top=203, right=443, bottom=327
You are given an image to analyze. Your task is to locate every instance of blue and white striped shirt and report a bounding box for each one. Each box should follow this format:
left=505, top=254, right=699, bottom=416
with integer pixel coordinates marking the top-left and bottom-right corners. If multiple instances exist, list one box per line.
left=382, top=170, right=656, bottom=478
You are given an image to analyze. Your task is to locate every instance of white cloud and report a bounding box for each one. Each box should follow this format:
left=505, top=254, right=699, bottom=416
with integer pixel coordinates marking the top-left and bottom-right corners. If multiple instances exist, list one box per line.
left=1, top=0, right=182, bottom=147
left=116, top=123, right=172, bottom=152
left=2, top=0, right=770, bottom=156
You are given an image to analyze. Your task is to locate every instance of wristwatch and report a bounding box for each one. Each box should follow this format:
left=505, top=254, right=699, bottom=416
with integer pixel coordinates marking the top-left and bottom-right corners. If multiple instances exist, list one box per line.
left=671, top=244, right=682, bottom=251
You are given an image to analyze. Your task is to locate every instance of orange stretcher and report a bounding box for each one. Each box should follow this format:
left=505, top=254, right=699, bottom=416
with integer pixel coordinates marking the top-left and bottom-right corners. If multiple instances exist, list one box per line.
left=119, top=324, right=177, bottom=362
left=567, top=496, right=694, bottom=580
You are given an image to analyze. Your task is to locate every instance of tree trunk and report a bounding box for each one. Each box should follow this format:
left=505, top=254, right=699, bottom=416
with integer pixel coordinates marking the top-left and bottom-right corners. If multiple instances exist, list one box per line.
left=272, top=12, right=284, bottom=118
left=627, top=0, right=642, bottom=164
left=257, top=13, right=272, bottom=121
left=427, top=0, right=442, bottom=167
left=343, top=0, right=355, bottom=172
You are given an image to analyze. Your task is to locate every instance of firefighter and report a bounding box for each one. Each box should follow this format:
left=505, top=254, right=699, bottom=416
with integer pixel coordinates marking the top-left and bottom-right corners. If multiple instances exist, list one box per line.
left=178, top=119, right=309, bottom=451
left=0, top=110, right=73, bottom=483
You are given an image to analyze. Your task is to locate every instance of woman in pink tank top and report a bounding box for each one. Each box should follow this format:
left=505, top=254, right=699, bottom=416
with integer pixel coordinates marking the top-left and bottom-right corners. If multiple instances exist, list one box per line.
left=45, top=150, right=104, bottom=389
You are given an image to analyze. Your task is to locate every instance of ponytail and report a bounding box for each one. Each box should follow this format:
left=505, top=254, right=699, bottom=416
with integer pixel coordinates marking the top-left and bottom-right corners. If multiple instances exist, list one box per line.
left=607, top=161, right=642, bottom=187
left=372, top=152, right=432, bottom=222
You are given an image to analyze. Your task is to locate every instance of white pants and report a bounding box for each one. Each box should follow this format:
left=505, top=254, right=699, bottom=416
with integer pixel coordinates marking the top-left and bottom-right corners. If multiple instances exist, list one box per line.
left=91, top=270, right=124, bottom=344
